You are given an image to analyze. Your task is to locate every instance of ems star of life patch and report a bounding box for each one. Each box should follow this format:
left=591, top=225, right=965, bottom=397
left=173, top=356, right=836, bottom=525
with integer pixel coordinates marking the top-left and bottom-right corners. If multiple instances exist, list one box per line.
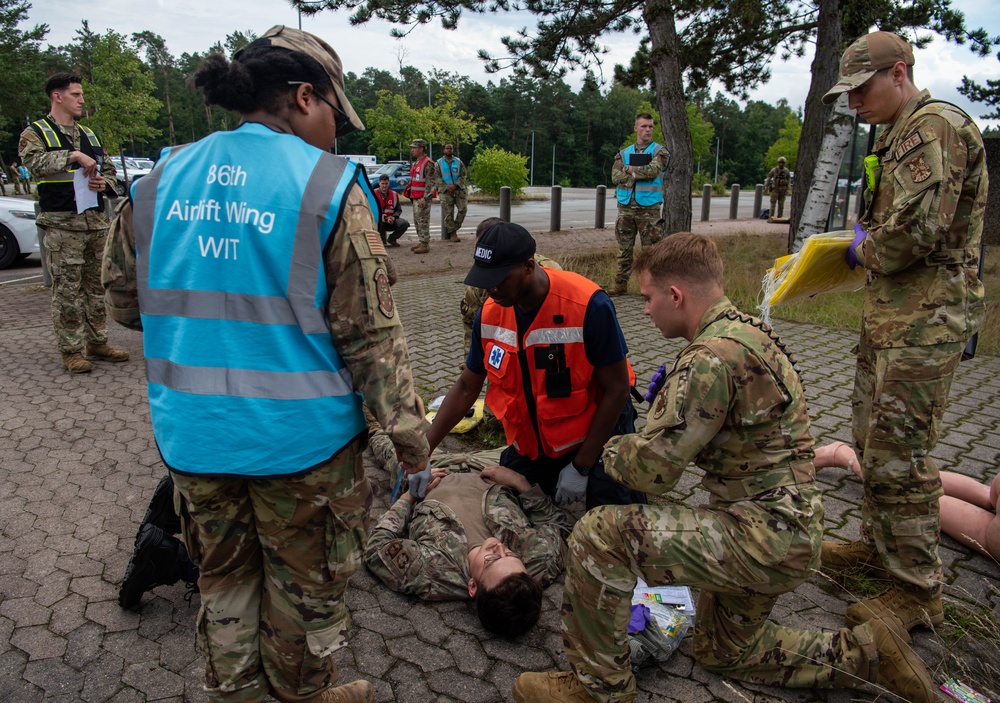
left=487, top=344, right=505, bottom=370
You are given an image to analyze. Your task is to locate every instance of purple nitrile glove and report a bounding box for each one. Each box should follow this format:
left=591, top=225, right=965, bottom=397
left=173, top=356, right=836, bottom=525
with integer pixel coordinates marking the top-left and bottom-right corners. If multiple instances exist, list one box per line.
left=644, top=364, right=667, bottom=403
left=846, top=223, right=867, bottom=270
left=629, top=604, right=652, bottom=634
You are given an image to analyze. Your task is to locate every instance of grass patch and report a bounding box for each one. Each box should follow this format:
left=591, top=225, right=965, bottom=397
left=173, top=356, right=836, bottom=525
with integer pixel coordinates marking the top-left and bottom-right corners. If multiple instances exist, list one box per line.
left=562, top=230, right=997, bottom=357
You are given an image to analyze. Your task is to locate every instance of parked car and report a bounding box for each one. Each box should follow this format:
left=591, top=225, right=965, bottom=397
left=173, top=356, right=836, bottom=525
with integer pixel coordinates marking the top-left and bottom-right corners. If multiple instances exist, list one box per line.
left=132, top=158, right=156, bottom=171
left=369, top=161, right=411, bottom=194
left=0, top=196, right=40, bottom=269
left=109, top=156, right=153, bottom=196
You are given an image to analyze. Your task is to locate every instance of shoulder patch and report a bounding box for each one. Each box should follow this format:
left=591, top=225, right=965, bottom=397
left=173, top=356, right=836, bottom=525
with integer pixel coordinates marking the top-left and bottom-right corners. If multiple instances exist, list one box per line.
left=893, top=132, right=923, bottom=162
left=907, top=155, right=932, bottom=183
left=373, top=266, right=394, bottom=318
left=366, top=230, right=387, bottom=257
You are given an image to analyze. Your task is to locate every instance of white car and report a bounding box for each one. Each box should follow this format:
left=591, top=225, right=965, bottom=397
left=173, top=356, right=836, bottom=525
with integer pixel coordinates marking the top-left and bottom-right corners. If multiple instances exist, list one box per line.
left=0, top=196, right=40, bottom=269
left=109, top=156, right=153, bottom=196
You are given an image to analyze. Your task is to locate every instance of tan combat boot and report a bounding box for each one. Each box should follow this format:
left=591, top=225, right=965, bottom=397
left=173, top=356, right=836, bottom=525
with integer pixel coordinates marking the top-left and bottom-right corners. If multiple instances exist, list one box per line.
left=410, top=242, right=429, bottom=254
left=85, top=343, right=130, bottom=362
left=62, top=352, right=93, bottom=374
left=513, top=672, right=603, bottom=703
left=820, top=540, right=887, bottom=577
left=846, top=585, right=944, bottom=631
left=315, top=680, right=374, bottom=703
left=869, top=614, right=936, bottom=703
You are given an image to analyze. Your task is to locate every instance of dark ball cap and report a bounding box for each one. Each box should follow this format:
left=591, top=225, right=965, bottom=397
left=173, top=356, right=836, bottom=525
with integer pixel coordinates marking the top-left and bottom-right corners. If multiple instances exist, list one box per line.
left=464, top=222, right=536, bottom=289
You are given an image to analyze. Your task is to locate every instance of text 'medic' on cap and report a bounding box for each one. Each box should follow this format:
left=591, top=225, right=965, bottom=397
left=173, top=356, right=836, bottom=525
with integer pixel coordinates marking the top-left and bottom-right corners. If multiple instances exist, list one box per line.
left=464, top=222, right=537, bottom=289
left=822, top=31, right=914, bottom=105
left=253, top=25, right=365, bottom=136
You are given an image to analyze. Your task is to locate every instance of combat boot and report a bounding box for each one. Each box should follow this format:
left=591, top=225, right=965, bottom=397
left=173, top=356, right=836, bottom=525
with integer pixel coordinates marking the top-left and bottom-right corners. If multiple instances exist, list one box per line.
left=62, top=352, right=93, bottom=374
left=119, top=524, right=199, bottom=610
left=137, top=475, right=181, bottom=539
left=85, top=343, right=130, bottom=362
left=845, top=585, right=943, bottom=631
left=410, top=242, right=429, bottom=254
left=869, top=614, right=936, bottom=703
left=820, top=540, right=886, bottom=577
left=513, top=672, right=603, bottom=703
left=315, top=681, right=374, bottom=703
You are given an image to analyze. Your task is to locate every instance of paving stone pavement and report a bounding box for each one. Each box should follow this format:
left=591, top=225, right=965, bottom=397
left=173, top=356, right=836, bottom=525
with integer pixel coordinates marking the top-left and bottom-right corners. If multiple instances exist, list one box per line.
left=2, top=271, right=999, bottom=703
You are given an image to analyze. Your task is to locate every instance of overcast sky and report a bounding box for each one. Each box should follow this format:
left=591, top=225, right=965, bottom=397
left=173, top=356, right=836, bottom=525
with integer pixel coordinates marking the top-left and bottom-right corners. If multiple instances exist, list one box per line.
left=27, top=0, right=1000, bottom=130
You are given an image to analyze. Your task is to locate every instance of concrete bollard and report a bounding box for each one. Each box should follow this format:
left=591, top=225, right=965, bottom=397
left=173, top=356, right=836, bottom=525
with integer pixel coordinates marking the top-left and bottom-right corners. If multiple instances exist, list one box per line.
left=550, top=185, right=562, bottom=232
left=753, top=184, right=764, bottom=218
left=729, top=184, right=740, bottom=219
left=500, top=187, right=511, bottom=222
left=701, top=184, right=712, bottom=221
left=595, top=185, right=607, bottom=229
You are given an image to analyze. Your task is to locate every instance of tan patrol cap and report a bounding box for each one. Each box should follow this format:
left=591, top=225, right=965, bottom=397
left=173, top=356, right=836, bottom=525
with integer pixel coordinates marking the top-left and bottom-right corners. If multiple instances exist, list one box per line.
left=410, top=138, right=427, bottom=149
left=822, top=31, right=914, bottom=105
left=254, top=25, right=365, bottom=137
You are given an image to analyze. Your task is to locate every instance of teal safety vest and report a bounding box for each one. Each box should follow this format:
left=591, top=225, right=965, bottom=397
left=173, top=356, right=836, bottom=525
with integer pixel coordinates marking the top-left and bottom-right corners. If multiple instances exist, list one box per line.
left=131, top=122, right=371, bottom=477
left=30, top=117, right=106, bottom=213
left=616, top=142, right=665, bottom=207
left=437, top=156, right=463, bottom=187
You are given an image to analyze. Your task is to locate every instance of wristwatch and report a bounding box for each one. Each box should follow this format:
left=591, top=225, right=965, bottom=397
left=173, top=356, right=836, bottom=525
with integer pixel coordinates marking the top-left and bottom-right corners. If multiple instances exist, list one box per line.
left=572, top=459, right=592, bottom=477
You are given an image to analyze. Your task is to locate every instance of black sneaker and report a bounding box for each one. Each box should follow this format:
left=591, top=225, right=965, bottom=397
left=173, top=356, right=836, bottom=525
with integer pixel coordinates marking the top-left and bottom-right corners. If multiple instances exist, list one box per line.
left=137, top=475, right=181, bottom=540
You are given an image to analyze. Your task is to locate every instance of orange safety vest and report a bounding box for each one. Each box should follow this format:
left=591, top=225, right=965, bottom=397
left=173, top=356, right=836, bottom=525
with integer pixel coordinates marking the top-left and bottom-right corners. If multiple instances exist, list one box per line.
left=480, top=269, right=635, bottom=460
left=408, top=155, right=433, bottom=198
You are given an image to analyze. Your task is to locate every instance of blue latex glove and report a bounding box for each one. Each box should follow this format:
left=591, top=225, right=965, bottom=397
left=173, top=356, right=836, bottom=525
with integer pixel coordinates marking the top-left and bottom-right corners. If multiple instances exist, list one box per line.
left=629, top=604, right=652, bottom=634
left=846, top=223, right=867, bottom=270
left=555, top=461, right=589, bottom=505
left=644, top=364, right=668, bottom=403
left=407, top=465, right=432, bottom=500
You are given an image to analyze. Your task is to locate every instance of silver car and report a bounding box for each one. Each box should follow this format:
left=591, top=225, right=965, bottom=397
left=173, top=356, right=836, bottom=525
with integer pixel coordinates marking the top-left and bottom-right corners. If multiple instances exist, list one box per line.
left=0, top=196, right=40, bottom=269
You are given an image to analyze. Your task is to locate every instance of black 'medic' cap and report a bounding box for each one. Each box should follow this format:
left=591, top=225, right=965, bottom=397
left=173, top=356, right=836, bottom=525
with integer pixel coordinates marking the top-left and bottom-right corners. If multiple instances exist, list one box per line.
left=464, top=222, right=536, bottom=289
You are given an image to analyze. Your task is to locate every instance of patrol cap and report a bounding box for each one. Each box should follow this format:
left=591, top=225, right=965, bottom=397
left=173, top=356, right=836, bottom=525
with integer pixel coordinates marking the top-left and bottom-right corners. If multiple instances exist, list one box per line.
left=777, top=156, right=786, bottom=163
left=410, top=138, right=428, bottom=149
left=822, top=31, right=914, bottom=105
left=464, top=222, right=536, bottom=289
left=253, top=25, right=365, bottom=137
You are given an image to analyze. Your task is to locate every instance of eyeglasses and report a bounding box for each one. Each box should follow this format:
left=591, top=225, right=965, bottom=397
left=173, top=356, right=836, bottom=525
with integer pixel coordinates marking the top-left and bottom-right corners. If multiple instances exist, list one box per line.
left=287, top=81, right=351, bottom=134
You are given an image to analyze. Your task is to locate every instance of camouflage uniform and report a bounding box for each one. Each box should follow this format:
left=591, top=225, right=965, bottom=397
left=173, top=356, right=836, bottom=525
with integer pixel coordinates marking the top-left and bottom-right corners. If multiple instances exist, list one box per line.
left=8, top=164, right=22, bottom=195
left=764, top=165, right=791, bottom=218
left=561, top=297, right=884, bottom=702
left=19, top=118, right=118, bottom=355
left=851, top=89, right=987, bottom=597
left=460, top=253, right=563, bottom=351
left=610, top=145, right=668, bottom=290
left=411, top=159, right=437, bottom=245
left=103, top=182, right=429, bottom=703
left=364, top=450, right=572, bottom=600
left=437, top=156, right=468, bottom=239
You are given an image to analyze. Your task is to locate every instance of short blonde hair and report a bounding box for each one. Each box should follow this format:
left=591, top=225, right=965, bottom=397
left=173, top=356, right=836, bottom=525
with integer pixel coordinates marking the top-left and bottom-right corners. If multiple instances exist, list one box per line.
left=633, top=233, right=724, bottom=290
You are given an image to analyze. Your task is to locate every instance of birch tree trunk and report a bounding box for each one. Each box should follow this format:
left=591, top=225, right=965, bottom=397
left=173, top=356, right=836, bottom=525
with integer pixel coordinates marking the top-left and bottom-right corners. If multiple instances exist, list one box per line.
left=646, top=0, right=693, bottom=234
left=791, top=96, right=855, bottom=250
left=788, top=0, right=843, bottom=251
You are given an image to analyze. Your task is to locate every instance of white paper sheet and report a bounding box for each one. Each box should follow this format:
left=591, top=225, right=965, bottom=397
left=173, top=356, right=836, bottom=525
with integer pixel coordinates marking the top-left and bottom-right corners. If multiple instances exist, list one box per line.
left=74, top=169, right=98, bottom=214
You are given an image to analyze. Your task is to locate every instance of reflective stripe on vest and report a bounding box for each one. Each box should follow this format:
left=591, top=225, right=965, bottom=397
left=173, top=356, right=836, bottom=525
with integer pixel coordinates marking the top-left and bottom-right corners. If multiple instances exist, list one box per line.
left=131, top=124, right=366, bottom=476
left=616, top=142, right=664, bottom=207
left=437, top=157, right=462, bottom=186
left=375, top=188, right=398, bottom=217
left=409, top=156, right=432, bottom=198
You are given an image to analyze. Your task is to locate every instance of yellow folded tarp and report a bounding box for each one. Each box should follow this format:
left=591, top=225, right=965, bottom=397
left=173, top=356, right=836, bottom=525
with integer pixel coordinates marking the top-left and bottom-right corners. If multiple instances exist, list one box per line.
left=758, top=230, right=867, bottom=324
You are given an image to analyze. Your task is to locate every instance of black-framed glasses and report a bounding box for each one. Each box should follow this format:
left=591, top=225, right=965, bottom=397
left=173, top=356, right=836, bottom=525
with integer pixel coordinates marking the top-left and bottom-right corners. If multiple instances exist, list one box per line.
left=287, top=81, right=351, bottom=134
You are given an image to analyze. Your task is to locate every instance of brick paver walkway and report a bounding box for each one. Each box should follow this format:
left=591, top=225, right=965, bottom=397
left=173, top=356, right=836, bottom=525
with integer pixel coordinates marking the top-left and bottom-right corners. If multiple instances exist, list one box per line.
left=2, top=267, right=998, bottom=702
